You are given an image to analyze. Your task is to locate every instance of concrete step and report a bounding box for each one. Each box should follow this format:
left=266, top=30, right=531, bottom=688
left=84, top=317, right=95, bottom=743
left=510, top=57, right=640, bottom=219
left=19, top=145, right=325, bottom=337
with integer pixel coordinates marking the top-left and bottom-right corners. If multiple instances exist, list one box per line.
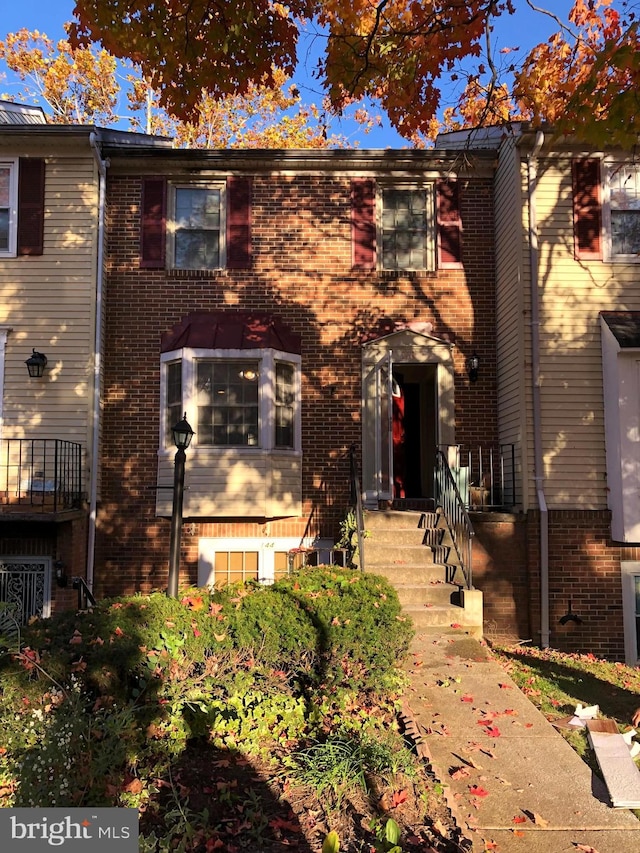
left=367, top=563, right=445, bottom=585
left=402, top=603, right=478, bottom=632
left=394, top=582, right=457, bottom=608
left=365, top=542, right=436, bottom=566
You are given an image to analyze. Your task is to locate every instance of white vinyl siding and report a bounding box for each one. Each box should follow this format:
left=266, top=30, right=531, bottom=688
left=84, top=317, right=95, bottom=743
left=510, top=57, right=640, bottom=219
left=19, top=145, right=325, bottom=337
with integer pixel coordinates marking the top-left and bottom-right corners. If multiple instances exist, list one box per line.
left=0, top=151, right=99, bottom=479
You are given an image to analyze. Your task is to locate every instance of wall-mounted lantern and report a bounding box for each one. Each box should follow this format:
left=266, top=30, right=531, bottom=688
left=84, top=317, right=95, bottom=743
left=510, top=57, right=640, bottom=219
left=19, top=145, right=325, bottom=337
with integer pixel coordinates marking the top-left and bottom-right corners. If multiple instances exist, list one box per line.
left=467, top=352, right=480, bottom=384
left=25, top=349, right=48, bottom=378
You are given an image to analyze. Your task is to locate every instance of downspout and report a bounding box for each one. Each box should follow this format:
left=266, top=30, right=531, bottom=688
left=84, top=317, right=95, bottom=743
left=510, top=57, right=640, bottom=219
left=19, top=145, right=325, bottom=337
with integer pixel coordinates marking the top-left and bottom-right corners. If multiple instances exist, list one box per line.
left=87, top=132, right=109, bottom=593
left=527, top=130, right=550, bottom=647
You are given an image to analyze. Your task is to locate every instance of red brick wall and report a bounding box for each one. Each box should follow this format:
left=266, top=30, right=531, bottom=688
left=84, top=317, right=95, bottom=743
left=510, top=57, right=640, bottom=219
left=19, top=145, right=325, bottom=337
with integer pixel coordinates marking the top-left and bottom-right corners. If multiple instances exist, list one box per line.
left=471, top=513, right=529, bottom=639
left=527, top=509, right=626, bottom=660
left=96, top=167, right=497, bottom=597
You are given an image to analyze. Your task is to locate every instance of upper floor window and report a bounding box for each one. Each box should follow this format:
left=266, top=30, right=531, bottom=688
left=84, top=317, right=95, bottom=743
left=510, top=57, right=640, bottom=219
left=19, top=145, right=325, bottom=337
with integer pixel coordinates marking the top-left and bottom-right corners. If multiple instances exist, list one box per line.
left=608, top=164, right=640, bottom=258
left=380, top=188, right=429, bottom=270
left=0, top=160, right=18, bottom=256
left=352, top=178, right=461, bottom=271
left=170, top=184, right=224, bottom=270
left=141, top=176, right=251, bottom=270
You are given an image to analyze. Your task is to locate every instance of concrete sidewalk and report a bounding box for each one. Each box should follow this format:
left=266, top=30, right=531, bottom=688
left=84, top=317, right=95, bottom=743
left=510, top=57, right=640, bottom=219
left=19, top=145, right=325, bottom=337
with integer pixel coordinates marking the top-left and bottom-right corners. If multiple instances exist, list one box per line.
left=403, top=629, right=640, bottom=853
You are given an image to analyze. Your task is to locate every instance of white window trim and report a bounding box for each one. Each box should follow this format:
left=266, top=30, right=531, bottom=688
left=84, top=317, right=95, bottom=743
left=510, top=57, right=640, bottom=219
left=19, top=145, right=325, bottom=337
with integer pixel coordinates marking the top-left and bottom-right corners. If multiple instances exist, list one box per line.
left=602, top=159, right=640, bottom=264
left=377, top=181, right=435, bottom=272
left=160, top=347, right=302, bottom=453
left=621, top=561, right=640, bottom=665
left=166, top=181, right=226, bottom=270
left=198, top=536, right=315, bottom=586
left=0, top=158, right=19, bottom=258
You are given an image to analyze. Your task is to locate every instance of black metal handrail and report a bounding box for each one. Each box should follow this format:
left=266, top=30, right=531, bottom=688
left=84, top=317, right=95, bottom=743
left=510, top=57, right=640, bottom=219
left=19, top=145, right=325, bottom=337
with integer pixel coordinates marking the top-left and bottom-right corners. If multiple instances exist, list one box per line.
left=0, top=439, right=83, bottom=511
left=349, top=443, right=366, bottom=572
left=72, top=577, right=96, bottom=610
left=434, top=450, right=474, bottom=590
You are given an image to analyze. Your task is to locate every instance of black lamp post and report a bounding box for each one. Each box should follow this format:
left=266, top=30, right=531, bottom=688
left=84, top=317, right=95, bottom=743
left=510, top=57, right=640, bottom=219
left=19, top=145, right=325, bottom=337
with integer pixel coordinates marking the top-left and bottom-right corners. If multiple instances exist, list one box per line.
left=167, top=413, right=194, bottom=598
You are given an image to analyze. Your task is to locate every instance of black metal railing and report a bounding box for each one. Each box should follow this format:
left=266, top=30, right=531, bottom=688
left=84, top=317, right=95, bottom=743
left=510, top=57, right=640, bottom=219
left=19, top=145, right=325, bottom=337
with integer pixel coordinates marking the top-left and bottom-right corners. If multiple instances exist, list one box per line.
left=441, top=444, right=518, bottom=511
left=434, top=449, right=474, bottom=590
left=0, top=439, right=83, bottom=511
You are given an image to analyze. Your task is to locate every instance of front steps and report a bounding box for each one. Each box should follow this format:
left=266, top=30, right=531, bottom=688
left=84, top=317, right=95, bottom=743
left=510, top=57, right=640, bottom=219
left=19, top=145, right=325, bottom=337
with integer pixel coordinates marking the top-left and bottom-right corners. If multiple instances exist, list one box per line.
left=362, top=509, right=483, bottom=637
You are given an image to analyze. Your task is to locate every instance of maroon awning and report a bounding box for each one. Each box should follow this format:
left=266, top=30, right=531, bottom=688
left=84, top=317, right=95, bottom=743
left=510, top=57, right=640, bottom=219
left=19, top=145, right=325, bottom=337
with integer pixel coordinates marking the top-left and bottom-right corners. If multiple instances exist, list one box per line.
left=161, top=311, right=301, bottom=354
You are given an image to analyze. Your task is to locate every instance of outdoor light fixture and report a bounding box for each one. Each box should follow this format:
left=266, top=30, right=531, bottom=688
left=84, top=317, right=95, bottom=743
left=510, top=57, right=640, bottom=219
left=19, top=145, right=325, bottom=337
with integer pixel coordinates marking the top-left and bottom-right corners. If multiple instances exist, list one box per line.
left=467, top=352, right=479, bottom=383
left=171, top=413, right=195, bottom=450
left=559, top=599, right=583, bottom=626
left=25, top=349, right=48, bottom=378
left=167, top=413, right=194, bottom=597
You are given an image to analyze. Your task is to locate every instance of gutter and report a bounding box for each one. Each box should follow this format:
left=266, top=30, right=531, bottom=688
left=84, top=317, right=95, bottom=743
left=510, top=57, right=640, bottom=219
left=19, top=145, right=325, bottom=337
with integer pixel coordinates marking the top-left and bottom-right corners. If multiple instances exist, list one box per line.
left=87, top=132, right=110, bottom=593
left=527, top=130, right=550, bottom=648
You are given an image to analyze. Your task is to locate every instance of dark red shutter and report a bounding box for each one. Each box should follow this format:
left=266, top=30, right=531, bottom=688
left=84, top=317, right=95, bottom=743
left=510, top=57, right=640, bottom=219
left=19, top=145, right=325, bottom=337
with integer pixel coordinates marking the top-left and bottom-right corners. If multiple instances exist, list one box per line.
left=351, top=178, right=376, bottom=269
left=437, top=179, right=462, bottom=267
left=140, top=178, right=166, bottom=268
left=572, top=158, right=602, bottom=259
left=17, top=158, right=45, bottom=256
left=226, top=176, right=251, bottom=269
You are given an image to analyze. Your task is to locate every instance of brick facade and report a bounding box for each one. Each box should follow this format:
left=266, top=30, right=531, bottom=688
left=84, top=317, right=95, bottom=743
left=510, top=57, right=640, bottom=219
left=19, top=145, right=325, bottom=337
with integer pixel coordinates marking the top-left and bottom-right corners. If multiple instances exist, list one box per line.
left=96, top=154, right=498, bottom=597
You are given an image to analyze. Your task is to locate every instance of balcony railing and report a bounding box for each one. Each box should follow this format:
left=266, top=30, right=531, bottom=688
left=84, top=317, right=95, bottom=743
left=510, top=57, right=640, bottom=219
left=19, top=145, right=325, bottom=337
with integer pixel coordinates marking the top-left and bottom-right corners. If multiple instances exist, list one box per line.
left=443, top=444, right=518, bottom=511
left=0, top=439, right=83, bottom=512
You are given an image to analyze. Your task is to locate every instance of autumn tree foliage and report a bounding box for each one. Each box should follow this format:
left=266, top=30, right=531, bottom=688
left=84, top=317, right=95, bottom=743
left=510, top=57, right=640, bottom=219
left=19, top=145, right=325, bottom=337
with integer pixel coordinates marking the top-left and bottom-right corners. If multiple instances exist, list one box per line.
left=0, top=27, right=118, bottom=124
left=68, top=0, right=640, bottom=147
left=0, top=30, right=363, bottom=148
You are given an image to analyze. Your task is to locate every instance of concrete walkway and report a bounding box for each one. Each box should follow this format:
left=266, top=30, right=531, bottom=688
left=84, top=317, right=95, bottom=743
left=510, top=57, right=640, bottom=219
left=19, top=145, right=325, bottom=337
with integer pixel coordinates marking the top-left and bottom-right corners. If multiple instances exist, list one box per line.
left=403, top=629, right=640, bottom=853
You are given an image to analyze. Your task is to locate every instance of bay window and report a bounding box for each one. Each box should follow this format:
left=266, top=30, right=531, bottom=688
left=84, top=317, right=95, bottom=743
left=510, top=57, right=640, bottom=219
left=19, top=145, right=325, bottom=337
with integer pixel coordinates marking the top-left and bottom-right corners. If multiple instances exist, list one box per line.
left=161, top=348, right=301, bottom=452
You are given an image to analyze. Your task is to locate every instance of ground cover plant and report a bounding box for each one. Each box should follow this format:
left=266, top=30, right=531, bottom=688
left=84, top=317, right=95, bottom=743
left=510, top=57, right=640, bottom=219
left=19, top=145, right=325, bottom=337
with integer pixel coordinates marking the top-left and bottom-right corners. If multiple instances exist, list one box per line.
left=490, top=642, right=640, bottom=769
left=0, top=567, right=462, bottom=852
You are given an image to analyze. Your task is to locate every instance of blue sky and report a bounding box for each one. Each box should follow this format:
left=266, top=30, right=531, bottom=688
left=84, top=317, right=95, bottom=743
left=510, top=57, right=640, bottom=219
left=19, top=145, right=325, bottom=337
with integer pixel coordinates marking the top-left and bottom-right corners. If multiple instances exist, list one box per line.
left=1, top=0, right=577, bottom=147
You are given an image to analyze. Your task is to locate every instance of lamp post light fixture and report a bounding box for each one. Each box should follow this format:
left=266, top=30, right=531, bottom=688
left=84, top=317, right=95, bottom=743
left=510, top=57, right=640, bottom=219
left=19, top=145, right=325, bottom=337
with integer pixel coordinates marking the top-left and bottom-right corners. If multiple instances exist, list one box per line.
left=167, top=413, right=194, bottom=598
left=25, top=349, right=48, bottom=378
left=467, top=352, right=480, bottom=384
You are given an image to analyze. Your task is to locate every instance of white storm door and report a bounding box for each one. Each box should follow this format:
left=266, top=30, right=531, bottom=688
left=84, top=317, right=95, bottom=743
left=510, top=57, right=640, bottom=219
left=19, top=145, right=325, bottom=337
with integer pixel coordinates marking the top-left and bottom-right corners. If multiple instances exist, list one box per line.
left=373, top=350, right=394, bottom=501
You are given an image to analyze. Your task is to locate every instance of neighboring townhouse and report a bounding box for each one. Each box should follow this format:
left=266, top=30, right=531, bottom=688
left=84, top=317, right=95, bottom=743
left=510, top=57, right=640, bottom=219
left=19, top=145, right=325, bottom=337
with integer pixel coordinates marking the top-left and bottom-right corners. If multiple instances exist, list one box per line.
left=0, top=102, right=170, bottom=622
left=94, top=141, right=522, bottom=618
left=439, top=124, right=640, bottom=662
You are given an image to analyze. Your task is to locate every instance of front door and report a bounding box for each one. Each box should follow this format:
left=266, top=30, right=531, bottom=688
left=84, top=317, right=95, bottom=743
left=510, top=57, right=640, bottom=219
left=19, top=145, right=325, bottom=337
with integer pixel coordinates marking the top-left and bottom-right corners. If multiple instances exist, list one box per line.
left=361, top=329, right=455, bottom=507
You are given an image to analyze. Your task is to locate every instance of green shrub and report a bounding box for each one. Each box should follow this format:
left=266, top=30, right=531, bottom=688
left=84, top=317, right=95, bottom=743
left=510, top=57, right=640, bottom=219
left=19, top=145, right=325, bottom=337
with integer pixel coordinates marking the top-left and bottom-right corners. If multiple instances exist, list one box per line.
left=0, top=567, right=413, bottom=810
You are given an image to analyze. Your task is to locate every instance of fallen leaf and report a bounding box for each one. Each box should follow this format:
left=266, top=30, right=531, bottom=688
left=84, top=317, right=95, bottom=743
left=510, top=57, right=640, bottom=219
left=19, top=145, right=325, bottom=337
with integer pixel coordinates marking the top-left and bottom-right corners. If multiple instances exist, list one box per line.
left=461, top=694, right=474, bottom=703
left=485, top=726, right=502, bottom=737
left=469, top=785, right=490, bottom=797
left=513, top=829, right=525, bottom=837
left=499, top=683, right=513, bottom=689
left=390, top=789, right=408, bottom=808
left=513, top=815, right=527, bottom=824
left=573, top=846, right=601, bottom=853
left=450, top=766, right=471, bottom=780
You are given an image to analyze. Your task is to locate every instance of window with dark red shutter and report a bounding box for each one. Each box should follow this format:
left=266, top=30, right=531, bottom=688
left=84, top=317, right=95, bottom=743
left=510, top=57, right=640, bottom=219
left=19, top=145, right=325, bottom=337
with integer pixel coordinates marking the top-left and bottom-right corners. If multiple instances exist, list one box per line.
left=140, top=177, right=167, bottom=268
left=436, top=179, right=462, bottom=268
left=226, top=176, right=251, bottom=269
left=351, top=179, right=376, bottom=269
left=17, top=157, right=45, bottom=256
left=572, top=158, right=602, bottom=260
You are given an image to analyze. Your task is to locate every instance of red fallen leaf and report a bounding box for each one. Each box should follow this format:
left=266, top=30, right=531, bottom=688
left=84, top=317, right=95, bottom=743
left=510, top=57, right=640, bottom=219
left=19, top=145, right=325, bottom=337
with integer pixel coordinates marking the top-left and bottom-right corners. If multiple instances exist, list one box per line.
left=513, top=815, right=527, bottom=824
left=114, top=626, right=124, bottom=636
left=461, top=694, right=474, bottom=703
left=469, top=785, right=490, bottom=797
left=503, top=708, right=517, bottom=716
left=205, top=839, right=224, bottom=851
left=269, top=817, right=301, bottom=833
left=524, top=723, right=534, bottom=729
left=484, top=840, right=498, bottom=849
left=513, top=830, right=525, bottom=837
left=451, top=622, right=462, bottom=628
left=498, top=683, right=512, bottom=689
left=485, top=726, right=502, bottom=737
left=390, top=789, right=408, bottom=808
